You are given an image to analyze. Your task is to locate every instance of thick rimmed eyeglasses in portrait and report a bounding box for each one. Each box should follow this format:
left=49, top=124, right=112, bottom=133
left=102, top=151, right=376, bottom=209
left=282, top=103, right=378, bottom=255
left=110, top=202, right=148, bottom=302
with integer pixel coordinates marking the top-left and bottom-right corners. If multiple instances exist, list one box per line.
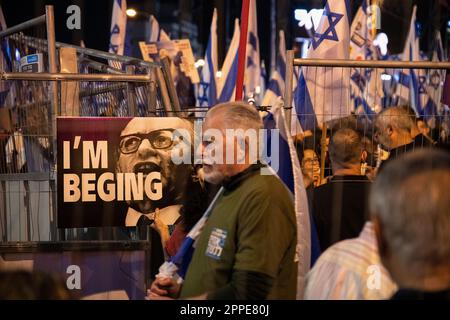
left=119, top=129, right=175, bottom=154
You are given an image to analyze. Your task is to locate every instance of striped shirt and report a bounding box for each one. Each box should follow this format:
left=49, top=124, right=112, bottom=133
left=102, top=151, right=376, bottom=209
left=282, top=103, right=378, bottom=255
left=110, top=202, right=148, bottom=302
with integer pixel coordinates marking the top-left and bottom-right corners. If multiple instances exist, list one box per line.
left=305, top=222, right=397, bottom=300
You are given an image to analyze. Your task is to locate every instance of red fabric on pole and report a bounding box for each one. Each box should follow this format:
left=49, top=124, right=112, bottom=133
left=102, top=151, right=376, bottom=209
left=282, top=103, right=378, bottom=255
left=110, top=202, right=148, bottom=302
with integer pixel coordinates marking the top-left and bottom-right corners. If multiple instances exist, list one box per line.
left=235, top=0, right=250, bottom=101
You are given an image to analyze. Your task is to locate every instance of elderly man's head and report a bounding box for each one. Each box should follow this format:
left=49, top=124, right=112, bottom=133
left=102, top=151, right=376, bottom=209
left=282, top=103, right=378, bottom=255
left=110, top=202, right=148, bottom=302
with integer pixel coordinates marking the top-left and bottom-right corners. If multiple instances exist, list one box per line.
left=374, top=106, right=415, bottom=150
left=117, top=117, right=193, bottom=213
left=199, top=102, right=263, bottom=185
left=370, top=149, right=450, bottom=291
left=329, top=128, right=364, bottom=174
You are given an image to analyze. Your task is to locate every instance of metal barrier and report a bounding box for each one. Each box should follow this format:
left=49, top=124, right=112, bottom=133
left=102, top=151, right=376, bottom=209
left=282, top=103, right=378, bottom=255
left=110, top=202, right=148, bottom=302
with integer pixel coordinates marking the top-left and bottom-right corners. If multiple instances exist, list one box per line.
left=0, top=6, right=183, bottom=242
left=284, top=50, right=450, bottom=184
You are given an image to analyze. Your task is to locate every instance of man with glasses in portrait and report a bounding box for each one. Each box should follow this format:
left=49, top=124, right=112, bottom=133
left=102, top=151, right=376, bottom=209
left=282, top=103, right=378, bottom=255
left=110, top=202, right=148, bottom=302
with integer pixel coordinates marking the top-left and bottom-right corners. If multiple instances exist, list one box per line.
left=116, top=117, right=194, bottom=228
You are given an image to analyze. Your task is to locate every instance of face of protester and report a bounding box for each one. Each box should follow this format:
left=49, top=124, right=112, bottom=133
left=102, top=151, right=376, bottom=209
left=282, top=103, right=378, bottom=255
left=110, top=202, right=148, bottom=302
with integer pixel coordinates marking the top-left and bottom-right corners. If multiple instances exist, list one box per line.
left=117, top=117, right=192, bottom=213
left=198, top=114, right=247, bottom=185
left=417, top=120, right=430, bottom=137
left=374, top=124, right=394, bottom=150
left=302, top=149, right=321, bottom=187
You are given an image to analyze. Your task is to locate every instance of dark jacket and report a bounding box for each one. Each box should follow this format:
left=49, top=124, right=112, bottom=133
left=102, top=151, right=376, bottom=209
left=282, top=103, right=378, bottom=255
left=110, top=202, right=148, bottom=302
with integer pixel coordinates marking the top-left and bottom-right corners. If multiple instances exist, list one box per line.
left=311, top=175, right=371, bottom=251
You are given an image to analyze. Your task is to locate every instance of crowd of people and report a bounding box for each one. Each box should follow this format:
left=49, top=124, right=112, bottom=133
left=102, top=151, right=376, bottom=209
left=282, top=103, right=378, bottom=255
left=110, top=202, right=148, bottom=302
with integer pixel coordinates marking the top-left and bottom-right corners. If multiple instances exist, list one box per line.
left=1, top=102, right=449, bottom=300
left=146, top=102, right=450, bottom=300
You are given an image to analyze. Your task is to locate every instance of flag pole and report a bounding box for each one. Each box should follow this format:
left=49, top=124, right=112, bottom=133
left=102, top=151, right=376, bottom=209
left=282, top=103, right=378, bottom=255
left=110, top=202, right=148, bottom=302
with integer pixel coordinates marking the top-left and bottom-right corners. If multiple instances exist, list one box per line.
left=235, top=0, right=250, bottom=101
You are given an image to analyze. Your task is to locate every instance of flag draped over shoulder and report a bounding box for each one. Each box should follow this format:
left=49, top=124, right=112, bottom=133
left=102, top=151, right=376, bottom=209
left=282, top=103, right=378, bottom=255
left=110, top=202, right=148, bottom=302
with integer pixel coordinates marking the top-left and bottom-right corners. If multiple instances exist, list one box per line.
left=108, top=0, right=127, bottom=69
left=196, top=9, right=218, bottom=107
left=157, top=188, right=225, bottom=281
left=294, top=0, right=351, bottom=131
left=263, top=100, right=317, bottom=299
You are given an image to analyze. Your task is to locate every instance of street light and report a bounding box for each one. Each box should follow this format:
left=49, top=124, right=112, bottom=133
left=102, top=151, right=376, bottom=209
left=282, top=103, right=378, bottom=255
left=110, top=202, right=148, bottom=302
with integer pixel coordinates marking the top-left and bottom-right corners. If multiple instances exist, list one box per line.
left=126, top=8, right=151, bottom=19
left=126, top=8, right=137, bottom=18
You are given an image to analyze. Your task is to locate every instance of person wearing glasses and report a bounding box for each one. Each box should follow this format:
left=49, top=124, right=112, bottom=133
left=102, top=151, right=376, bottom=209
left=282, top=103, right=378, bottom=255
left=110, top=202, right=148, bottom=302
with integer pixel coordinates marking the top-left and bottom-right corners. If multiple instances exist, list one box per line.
left=116, top=117, right=194, bottom=228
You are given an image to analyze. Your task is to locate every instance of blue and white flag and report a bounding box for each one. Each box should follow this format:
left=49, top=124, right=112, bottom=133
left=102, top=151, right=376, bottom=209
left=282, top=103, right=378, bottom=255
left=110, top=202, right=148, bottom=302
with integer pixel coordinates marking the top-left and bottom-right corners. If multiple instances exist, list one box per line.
left=243, top=0, right=261, bottom=101
left=349, top=0, right=382, bottom=117
left=423, top=31, right=445, bottom=117
left=196, top=9, right=218, bottom=107
left=217, top=19, right=240, bottom=103
left=148, top=15, right=170, bottom=43
left=262, top=30, right=301, bottom=135
left=263, top=100, right=318, bottom=299
left=108, top=0, right=127, bottom=69
left=395, top=6, right=429, bottom=115
left=157, top=188, right=224, bottom=281
left=262, top=30, right=287, bottom=107
left=294, top=0, right=351, bottom=130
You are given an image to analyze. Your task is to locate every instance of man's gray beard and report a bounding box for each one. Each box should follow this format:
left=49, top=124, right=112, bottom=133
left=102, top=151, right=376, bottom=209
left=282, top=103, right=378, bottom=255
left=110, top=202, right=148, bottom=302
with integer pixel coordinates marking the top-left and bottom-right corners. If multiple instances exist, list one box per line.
left=203, top=170, right=225, bottom=185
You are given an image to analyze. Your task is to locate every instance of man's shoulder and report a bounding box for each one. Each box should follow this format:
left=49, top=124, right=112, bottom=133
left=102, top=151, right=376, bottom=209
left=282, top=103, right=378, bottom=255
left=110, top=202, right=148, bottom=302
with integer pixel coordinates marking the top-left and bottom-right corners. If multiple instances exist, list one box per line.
left=317, top=235, right=377, bottom=270
left=241, top=171, right=290, bottom=194
left=234, top=172, right=295, bottom=220
left=313, top=176, right=371, bottom=196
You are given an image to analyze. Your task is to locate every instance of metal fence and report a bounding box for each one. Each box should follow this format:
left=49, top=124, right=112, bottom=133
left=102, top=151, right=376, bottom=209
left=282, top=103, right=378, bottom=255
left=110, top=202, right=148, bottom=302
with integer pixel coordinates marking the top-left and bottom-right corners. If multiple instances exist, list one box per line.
left=1, top=10, right=449, bottom=243
left=284, top=50, right=450, bottom=185
left=0, top=6, right=182, bottom=242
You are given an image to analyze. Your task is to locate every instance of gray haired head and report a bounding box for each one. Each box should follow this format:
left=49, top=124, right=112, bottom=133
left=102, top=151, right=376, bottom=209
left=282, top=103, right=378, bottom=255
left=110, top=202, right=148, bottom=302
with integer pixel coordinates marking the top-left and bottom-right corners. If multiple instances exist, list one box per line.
left=375, top=106, right=415, bottom=134
left=370, top=149, right=450, bottom=288
left=206, top=102, right=263, bottom=131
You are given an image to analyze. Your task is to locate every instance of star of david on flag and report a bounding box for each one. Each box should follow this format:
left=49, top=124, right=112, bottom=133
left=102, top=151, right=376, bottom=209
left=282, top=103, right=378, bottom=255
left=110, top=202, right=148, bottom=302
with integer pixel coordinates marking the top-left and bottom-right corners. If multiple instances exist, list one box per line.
left=311, top=3, right=343, bottom=50
left=196, top=8, right=218, bottom=108
left=294, top=0, right=351, bottom=130
left=197, top=81, right=210, bottom=106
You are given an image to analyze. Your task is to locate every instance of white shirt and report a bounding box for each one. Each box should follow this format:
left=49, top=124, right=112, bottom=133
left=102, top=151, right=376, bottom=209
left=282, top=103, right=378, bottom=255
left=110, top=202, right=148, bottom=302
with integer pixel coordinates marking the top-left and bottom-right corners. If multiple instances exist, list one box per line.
left=125, top=204, right=182, bottom=227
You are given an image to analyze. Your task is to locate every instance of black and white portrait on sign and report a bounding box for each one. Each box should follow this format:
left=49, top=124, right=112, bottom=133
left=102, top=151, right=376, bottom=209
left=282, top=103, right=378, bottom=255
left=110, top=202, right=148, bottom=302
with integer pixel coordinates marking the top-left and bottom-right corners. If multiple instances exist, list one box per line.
left=57, top=117, right=195, bottom=228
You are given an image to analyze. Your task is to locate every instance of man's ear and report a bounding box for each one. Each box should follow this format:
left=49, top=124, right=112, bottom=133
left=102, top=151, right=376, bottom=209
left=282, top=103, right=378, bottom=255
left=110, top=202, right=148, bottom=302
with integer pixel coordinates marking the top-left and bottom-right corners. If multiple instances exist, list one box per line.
left=361, top=150, right=368, bottom=163
left=386, top=125, right=394, bottom=137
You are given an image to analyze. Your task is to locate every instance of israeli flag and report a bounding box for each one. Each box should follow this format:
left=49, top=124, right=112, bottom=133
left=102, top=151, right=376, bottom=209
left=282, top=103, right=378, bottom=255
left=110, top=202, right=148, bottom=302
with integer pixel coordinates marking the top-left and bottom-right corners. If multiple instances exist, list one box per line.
left=244, top=0, right=261, bottom=98
left=349, top=0, right=383, bottom=117
left=217, top=19, right=240, bottom=103
left=196, top=9, right=218, bottom=107
left=294, top=0, right=351, bottom=130
left=261, top=31, right=301, bottom=135
left=423, top=31, right=445, bottom=117
left=263, top=100, right=320, bottom=299
left=395, top=6, right=425, bottom=115
left=243, top=0, right=261, bottom=101
left=156, top=188, right=225, bottom=281
left=262, top=30, right=287, bottom=107
left=108, top=0, right=127, bottom=69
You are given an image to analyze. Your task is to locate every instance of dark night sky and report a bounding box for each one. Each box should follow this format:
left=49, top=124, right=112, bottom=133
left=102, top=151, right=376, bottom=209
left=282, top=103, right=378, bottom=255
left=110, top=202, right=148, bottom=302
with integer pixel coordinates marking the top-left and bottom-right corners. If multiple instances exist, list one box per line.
left=0, top=0, right=448, bottom=66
